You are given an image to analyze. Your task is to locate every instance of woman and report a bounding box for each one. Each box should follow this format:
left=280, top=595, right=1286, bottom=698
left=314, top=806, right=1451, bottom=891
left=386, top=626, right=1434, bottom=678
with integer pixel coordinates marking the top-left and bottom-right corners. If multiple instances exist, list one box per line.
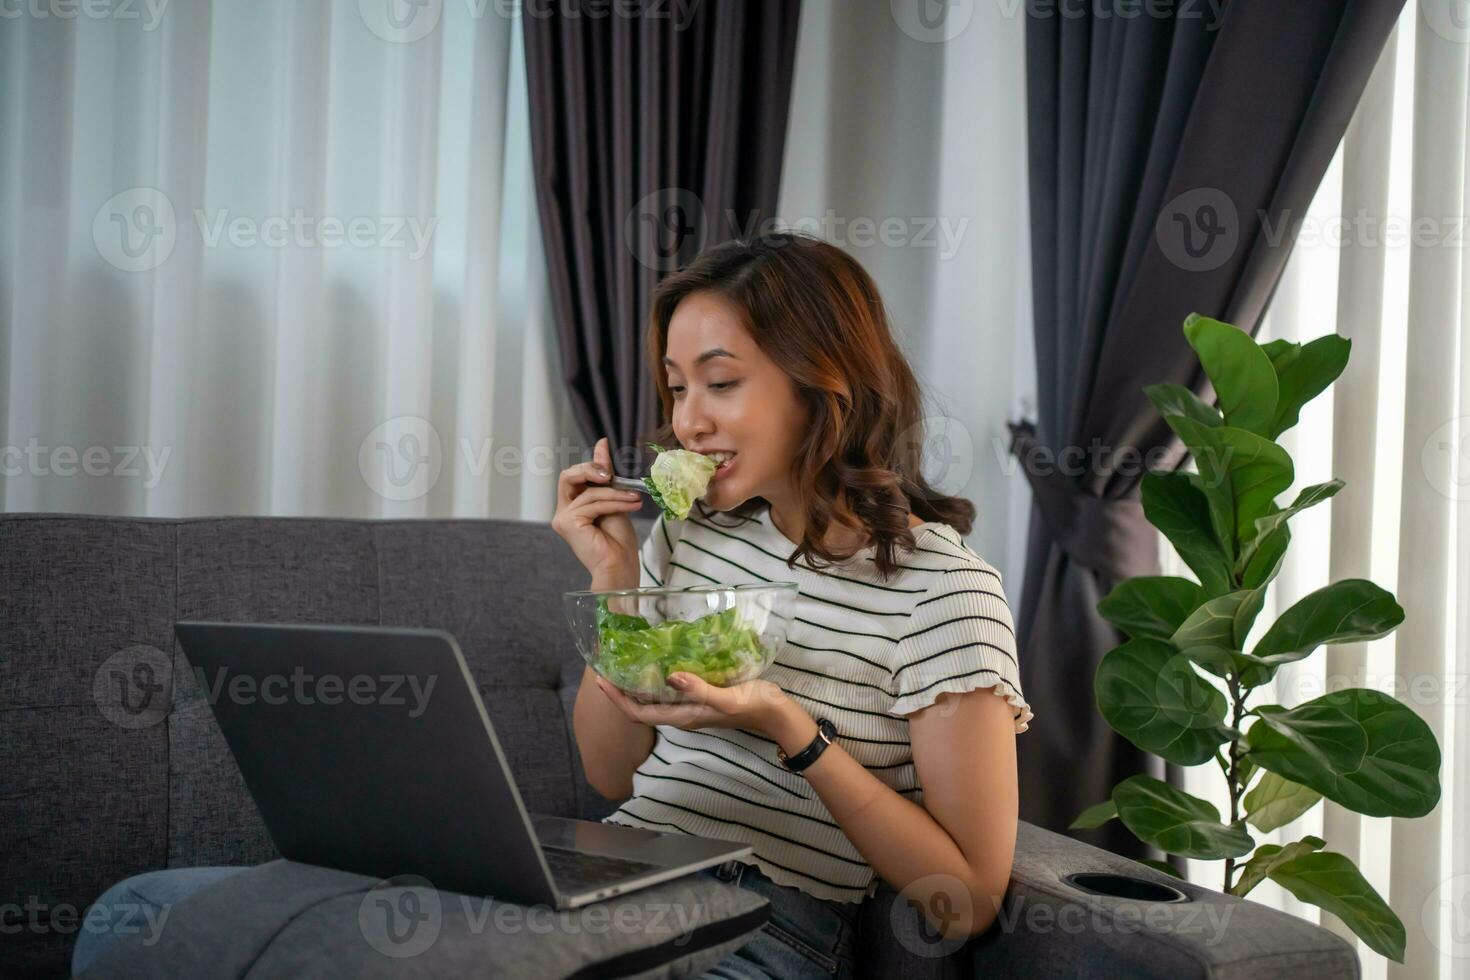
left=554, top=232, right=1032, bottom=979
left=71, top=233, right=1031, bottom=980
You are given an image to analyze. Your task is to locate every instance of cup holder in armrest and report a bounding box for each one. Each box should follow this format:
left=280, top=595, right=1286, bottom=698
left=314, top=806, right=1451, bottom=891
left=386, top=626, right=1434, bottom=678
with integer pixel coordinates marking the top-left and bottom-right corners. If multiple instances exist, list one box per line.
left=1062, top=872, right=1189, bottom=903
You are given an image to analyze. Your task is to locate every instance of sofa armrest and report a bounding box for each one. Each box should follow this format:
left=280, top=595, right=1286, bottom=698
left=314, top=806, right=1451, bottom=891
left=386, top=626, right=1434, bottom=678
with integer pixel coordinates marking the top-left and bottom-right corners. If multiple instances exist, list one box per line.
left=963, top=821, right=1359, bottom=979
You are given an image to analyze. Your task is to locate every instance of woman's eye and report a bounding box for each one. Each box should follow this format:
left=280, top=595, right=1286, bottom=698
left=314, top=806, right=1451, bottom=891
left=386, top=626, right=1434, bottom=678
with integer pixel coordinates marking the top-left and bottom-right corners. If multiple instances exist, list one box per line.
left=668, top=382, right=738, bottom=395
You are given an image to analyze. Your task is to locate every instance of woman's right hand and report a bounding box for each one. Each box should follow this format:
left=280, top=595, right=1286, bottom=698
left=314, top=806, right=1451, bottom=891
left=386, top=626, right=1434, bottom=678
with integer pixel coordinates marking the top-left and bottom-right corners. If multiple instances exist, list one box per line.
left=553, top=436, right=645, bottom=581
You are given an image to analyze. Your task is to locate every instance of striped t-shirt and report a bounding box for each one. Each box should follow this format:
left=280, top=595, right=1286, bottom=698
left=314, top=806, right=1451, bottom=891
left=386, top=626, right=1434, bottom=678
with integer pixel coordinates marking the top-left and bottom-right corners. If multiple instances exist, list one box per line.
left=601, top=501, right=1032, bottom=904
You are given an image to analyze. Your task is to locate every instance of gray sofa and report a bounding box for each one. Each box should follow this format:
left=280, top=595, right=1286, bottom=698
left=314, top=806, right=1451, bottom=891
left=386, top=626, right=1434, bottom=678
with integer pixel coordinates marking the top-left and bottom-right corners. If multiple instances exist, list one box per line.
left=1, top=513, right=1361, bottom=978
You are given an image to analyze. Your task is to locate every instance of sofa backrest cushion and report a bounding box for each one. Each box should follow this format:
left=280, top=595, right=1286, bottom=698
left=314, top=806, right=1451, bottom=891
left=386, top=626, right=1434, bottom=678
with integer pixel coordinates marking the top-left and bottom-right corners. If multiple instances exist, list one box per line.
left=1, top=513, right=629, bottom=978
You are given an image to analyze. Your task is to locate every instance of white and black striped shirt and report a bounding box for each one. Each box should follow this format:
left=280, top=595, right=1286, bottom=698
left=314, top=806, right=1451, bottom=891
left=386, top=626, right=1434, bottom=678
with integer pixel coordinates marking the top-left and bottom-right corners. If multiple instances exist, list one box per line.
left=602, top=502, right=1032, bottom=904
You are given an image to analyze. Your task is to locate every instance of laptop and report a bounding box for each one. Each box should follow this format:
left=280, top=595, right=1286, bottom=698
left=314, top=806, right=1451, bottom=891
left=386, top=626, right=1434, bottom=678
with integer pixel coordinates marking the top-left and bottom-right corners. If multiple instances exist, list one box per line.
left=173, top=621, right=753, bottom=909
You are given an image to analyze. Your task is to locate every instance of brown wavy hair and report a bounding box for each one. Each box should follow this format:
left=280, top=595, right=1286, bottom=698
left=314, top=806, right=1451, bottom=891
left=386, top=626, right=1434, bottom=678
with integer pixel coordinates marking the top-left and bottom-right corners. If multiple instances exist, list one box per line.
left=639, top=232, right=976, bottom=581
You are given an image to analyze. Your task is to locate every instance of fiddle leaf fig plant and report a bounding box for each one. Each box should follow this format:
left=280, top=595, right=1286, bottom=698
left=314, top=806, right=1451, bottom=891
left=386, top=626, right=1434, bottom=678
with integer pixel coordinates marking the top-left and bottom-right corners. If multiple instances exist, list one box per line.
left=1070, top=314, right=1442, bottom=964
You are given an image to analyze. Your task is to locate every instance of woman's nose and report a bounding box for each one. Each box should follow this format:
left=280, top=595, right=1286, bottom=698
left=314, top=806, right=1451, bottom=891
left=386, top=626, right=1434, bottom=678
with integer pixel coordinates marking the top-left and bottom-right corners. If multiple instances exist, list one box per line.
left=674, top=405, right=712, bottom=445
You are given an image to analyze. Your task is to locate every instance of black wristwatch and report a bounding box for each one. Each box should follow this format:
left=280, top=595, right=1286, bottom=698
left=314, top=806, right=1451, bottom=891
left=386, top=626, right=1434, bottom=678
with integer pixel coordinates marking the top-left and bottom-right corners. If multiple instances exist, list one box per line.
left=778, top=718, right=837, bottom=774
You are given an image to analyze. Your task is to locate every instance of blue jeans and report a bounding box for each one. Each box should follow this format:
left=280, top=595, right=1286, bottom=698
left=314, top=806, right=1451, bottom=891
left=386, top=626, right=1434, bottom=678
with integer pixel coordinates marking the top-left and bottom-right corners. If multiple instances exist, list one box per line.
left=72, top=860, right=857, bottom=979
left=694, top=859, right=859, bottom=979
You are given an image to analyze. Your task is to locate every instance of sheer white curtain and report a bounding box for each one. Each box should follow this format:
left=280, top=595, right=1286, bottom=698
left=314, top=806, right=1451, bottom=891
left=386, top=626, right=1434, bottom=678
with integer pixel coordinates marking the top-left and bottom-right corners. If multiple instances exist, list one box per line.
left=1176, top=7, right=1470, bottom=978
left=0, top=0, right=578, bottom=522
left=775, top=0, right=1035, bottom=587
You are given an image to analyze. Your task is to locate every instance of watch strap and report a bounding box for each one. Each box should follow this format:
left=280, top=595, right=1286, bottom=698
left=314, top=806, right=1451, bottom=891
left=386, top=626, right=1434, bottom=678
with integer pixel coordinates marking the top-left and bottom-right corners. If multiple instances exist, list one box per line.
left=778, top=717, right=836, bottom=773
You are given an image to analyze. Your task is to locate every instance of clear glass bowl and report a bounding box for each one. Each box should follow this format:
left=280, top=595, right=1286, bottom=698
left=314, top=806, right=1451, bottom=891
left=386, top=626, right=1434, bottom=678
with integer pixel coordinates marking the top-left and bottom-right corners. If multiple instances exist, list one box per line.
left=563, top=583, right=799, bottom=703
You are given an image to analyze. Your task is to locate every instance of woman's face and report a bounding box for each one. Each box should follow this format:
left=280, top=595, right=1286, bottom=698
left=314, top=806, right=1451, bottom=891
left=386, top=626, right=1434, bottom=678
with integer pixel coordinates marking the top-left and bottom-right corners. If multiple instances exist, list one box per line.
left=664, top=290, right=809, bottom=512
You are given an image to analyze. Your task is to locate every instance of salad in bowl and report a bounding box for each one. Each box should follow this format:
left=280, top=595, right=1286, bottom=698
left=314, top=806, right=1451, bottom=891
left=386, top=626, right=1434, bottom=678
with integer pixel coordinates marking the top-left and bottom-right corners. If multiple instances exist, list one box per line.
left=564, top=582, right=799, bottom=702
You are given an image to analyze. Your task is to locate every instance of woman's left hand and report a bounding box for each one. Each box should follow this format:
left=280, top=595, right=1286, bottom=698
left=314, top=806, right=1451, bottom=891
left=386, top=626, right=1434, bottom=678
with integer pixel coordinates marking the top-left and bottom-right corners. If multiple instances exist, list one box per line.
left=594, top=672, right=804, bottom=740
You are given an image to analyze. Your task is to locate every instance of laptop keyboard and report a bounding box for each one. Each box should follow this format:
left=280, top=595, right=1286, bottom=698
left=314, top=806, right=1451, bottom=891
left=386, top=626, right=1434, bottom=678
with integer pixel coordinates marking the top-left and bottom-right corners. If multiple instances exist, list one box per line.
left=540, top=846, right=661, bottom=888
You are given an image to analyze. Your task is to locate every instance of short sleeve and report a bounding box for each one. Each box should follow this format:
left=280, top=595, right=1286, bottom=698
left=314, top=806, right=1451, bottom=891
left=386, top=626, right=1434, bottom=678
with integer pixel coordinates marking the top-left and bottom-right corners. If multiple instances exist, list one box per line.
left=889, top=554, right=1032, bottom=733
left=637, top=513, right=685, bottom=588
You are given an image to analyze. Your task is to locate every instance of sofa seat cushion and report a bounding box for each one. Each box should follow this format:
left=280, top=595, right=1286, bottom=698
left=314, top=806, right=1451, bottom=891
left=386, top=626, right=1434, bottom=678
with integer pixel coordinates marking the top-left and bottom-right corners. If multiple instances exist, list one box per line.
left=79, top=859, right=771, bottom=979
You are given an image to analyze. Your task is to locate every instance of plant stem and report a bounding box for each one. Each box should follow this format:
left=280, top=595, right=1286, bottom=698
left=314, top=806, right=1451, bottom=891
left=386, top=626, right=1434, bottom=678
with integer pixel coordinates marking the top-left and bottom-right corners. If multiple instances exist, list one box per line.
left=1222, top=678, right=1247, bottom=893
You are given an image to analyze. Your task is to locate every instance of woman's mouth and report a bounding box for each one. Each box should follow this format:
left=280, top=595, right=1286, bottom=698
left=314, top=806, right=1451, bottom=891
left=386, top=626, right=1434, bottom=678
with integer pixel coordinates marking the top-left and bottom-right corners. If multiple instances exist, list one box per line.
left=708, top=452, right=737, bottom=481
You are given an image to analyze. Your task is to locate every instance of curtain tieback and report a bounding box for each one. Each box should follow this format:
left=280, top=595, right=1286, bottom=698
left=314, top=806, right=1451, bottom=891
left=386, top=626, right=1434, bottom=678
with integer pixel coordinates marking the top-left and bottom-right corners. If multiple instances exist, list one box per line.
left=1006, top=420, right=1158, bottom=583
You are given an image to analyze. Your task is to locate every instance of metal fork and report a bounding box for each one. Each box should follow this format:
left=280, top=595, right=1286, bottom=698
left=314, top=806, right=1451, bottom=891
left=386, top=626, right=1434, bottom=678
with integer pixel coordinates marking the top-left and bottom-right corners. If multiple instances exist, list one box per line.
left=608, top=475, right=652, bottom=495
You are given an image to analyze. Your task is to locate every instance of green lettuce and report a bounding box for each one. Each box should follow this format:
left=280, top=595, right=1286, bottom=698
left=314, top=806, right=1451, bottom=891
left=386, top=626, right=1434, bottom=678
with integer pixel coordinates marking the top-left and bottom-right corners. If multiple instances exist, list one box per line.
left=644, top=442, right=717, bottom=521
left=594, top=595, right=767, bottom=695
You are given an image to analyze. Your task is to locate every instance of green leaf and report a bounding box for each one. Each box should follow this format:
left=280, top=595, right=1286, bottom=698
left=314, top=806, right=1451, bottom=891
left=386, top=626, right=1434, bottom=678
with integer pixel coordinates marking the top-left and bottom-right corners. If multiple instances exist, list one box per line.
left=643, top=475, right=672, bottom=519
left=1141, top=471, right=1234, bottom=597
left=1240, top=520, right=1291, bottom=591
left=1251, top=480, right=1343, bottom=548
left=1183, top=314, right=1280, bottom=436
left=1267, top=850, right=1406, bottom=962
left=1237, top=480, right=1342, bottom=577
left=1243, top=580, right=1404, bottom=686
left=1096, top=639, right=1235, bottom=766
left=1229, top=835, right=1325, bottom=897
left=1167, top=418, right=1295, bottom=557
left=1136, top=858, right=1185, bottom=879
left=1177, top=644, right=1245, bottom=679
left=1069, top=799, right=1118, bottom=829
left=1267, top=334, right=1351, bottom=440
left=1112, top=774, right=1254, bottom=860
left=1144, top=382, right=1223, bottom=429
left=1171, top=586, right=1268, bottom=656
left=1243, top=771, right=1323, bottom=832
left=1259, top=339, right=1297, bottom=365
left=1245, top=689, right=1441, bottom=818
left=1097, top=577, right=1206, bottom=641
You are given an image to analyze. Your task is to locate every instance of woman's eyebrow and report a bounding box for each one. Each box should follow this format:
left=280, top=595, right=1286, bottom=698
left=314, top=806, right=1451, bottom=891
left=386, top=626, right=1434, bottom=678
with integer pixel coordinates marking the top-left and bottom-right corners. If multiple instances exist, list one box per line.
left=662, top=348, right=739, bottom=369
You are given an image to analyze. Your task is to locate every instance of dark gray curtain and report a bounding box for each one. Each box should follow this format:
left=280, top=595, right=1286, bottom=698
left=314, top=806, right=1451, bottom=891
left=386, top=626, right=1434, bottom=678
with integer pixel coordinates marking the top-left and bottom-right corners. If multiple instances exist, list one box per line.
left=523, top=0, right=801, bottom=488
left=1018, top=0, right=1404, bottom=859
